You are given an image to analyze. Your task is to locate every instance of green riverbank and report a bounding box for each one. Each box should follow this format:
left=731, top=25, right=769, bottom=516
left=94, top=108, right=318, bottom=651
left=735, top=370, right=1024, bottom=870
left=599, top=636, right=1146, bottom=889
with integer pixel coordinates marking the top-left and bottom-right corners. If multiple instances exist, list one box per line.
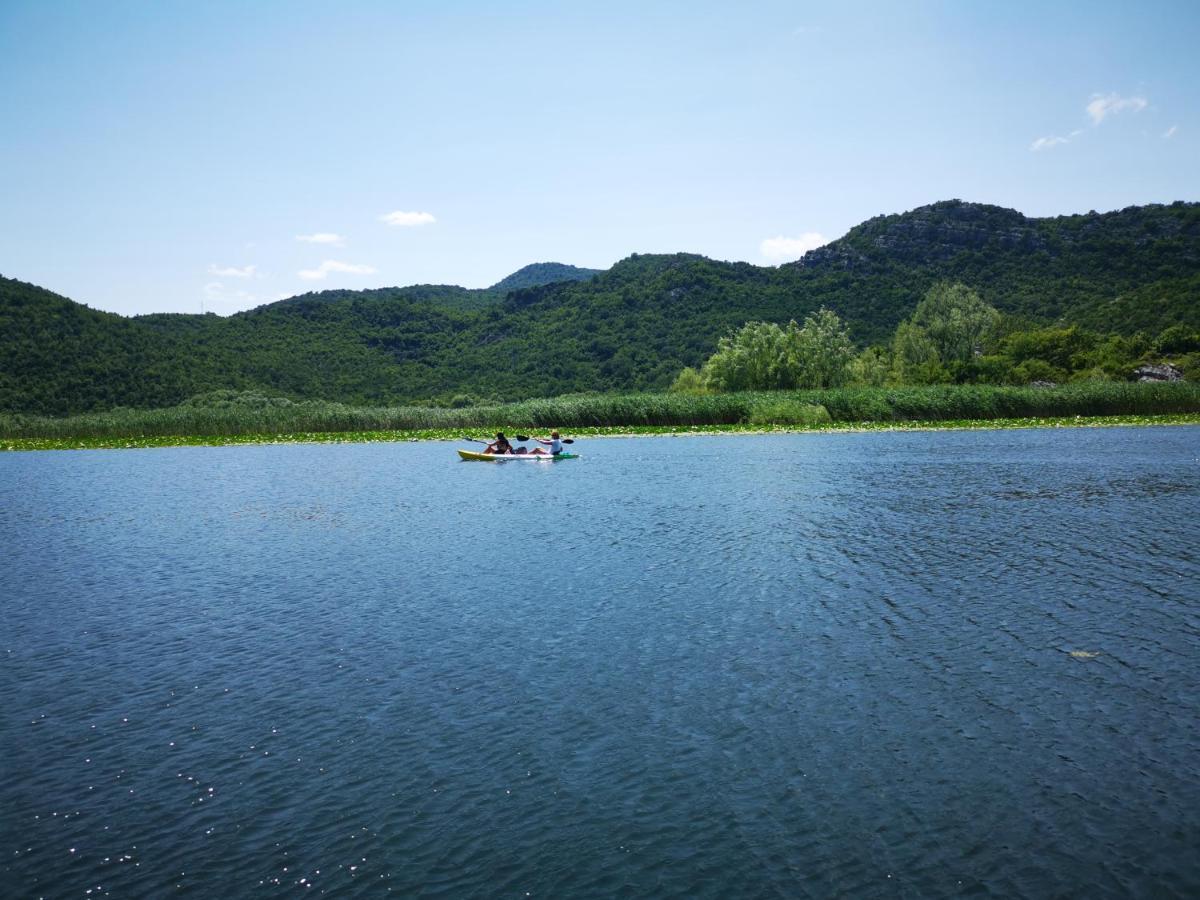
left=4, top=413, right=1197, bottom=452
left=4, top=383, right=1198, bottom=451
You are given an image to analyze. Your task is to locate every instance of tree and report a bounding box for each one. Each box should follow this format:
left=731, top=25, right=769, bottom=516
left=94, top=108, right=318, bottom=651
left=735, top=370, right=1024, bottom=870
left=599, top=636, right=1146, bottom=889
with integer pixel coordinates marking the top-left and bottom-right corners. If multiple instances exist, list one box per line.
left=700, top=309, right=854, bottom=391
left=1155, top=324, right=1200, bottom=355
left=669, top=366, right=709, bottom=394
left=889, top=282, right=999, bottom=384
left=787, top=308, right=855, bottom=388
left=849, top=346, right=890, bottom=386
left=910, top=282, right=1000, bottom=365
left=1000, top=325, right=1096, bottom=370
left=891, top=320, right=941, bottom=383
left=702, top=321, right=794, bottom=391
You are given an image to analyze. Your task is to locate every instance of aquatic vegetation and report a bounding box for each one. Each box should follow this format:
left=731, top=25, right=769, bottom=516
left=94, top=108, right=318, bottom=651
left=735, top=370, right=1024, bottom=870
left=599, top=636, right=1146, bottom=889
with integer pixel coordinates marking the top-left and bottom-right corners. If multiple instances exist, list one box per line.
left=1, top=382, right=1197, bottom=450
left=2, top=410, right=1198, bottom=452
left=747, top=399, right=832, bottom=427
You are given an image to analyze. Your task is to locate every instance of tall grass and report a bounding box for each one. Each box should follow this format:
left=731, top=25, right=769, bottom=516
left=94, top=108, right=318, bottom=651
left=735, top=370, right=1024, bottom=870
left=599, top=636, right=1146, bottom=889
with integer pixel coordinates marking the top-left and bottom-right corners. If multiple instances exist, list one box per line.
left=1, top=382, right=1197, bottom=440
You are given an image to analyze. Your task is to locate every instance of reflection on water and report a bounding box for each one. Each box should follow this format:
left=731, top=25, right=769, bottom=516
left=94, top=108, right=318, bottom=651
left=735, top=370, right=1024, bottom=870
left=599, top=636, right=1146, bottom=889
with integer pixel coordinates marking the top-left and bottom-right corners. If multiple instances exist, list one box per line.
left=2, top=427, right=1198, bottom=897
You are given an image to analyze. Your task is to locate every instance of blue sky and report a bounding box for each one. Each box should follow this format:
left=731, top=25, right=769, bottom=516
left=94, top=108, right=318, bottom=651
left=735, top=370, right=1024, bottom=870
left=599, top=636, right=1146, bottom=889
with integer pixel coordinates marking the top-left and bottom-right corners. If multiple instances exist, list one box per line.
left=1, top=0, right=1196, bottom=316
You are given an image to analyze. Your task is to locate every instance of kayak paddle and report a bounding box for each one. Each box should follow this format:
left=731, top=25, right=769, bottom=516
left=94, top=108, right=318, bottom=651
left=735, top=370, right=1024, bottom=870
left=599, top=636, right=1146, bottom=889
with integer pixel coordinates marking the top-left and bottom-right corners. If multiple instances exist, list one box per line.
left=463, top=435, right=574, bottom=446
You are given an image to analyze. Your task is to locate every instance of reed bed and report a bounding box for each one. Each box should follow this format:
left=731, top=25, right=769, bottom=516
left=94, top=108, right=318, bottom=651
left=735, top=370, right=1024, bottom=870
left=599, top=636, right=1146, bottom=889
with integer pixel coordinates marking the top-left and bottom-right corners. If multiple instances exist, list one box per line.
left=1, top=382, right=1197, bottom=442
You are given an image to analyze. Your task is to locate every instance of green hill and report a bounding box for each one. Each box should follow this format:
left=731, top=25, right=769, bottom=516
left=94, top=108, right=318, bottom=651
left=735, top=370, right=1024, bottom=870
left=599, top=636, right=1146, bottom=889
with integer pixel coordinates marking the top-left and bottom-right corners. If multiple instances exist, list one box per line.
left=0, top=279, right=234, bottom=415
left=488, top=262, right=602, bottom=293
left=807, top=199, right=1200, bottom=335
left=259, top=284, right=497, bottom=312
left=3, top=200, right=1197, bottom=413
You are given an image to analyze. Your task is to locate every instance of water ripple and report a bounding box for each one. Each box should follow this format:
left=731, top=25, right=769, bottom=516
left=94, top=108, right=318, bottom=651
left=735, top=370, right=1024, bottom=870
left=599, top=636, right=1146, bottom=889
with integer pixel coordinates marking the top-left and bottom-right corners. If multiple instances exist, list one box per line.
left=2, top=429, right=1198, bottom=897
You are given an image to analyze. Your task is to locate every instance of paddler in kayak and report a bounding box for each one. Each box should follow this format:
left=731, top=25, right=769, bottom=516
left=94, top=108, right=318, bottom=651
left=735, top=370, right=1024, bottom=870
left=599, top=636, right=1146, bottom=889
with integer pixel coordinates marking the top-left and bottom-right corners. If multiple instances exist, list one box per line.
left=484, top=432, right=514, bottom=455
left=528, top=430, right=564, bottom=456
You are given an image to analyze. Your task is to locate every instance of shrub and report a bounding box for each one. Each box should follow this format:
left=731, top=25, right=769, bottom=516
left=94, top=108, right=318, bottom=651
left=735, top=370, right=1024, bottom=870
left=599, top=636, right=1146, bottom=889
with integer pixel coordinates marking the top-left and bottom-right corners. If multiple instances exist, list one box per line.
left=1013, top=359, right=1067, bottom=384
left=1002, top=326, right=1097, bottom=370
left=1155, top=325, right=1200, bottom=355
left=1177, top=353, right=1200, bottom=382
left=747, top=399, right=832, bottom=426
left=848, top=347, right=890, bottom=387
left=669, top=367, right=709, bottom=394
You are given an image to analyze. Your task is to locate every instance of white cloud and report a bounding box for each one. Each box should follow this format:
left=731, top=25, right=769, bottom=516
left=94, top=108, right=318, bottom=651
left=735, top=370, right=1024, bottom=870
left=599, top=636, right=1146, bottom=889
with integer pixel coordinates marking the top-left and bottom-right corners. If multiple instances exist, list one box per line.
left=379, top=210, right=436, bottom=227
left=760, top=232, right=829, bottom=262
left=1086, top=93, right=1148, bottom=125
left=296, top=232, right=346, bottom=246
left=203, top=281, right=260, bottom=310
left=202, top=282, right=294, bottom=313
left=1163, top=125, right=1178, bottom=139
left=298, top=259, right=378, bottom=281
left=1030, top=135, right=1071, bottom=151
left=208, top=263, right=257, bottom=278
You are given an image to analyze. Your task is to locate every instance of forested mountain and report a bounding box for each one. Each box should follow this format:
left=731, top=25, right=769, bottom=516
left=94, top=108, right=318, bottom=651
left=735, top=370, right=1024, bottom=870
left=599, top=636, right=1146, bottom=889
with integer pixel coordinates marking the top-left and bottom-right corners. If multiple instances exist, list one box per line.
left=0, top=279, right=226, bottom=413
left=488, top=262, right=603, bottom=292
left=261, top=284, right=493, bottom=312
left=796, top=200, right=1200, bottom=334
left=211, top=262, right=600, bottom=317
left=3, top=200, right=1197, bottom=413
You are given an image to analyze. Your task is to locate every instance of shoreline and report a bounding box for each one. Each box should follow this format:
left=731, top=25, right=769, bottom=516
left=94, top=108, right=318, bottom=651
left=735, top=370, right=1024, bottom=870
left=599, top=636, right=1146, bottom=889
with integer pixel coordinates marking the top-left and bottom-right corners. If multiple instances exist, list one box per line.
left=3, top=413, right=1198, bottom=452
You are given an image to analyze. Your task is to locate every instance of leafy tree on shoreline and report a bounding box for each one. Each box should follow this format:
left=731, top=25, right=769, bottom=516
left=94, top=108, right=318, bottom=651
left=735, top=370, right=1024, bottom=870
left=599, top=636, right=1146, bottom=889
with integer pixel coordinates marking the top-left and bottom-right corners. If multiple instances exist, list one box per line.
left=848, top=347, right=890, bottom=386
left=702, top=321, right=796, bottom=391
left=787, top=308, right=856, bottom=389
left=911, top=282, right=1002, bottom=365
left=891, top=320, right=945, bottom=384
left=888, top=282, right=1000, bottom=385
left=668, top=366, right=709, bottom=394
left=699, top=309, right=854, bottom=391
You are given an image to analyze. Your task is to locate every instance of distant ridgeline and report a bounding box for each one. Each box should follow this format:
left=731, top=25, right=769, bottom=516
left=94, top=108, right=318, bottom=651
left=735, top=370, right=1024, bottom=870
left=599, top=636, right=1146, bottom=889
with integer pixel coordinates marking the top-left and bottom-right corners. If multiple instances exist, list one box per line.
left=2, top=201, right=1198, bottom=414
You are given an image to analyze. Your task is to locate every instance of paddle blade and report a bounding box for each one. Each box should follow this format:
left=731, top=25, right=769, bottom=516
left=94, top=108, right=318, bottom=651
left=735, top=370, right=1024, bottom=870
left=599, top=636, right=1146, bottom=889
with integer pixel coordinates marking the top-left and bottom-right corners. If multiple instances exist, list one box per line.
left=515, top=434, right=573, bottom=444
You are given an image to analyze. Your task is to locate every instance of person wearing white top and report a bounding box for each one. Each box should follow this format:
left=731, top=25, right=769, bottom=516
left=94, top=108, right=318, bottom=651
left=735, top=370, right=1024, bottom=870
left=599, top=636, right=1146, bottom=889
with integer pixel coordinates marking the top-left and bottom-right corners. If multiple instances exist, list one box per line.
left=529, top=430, right=563, bottom=455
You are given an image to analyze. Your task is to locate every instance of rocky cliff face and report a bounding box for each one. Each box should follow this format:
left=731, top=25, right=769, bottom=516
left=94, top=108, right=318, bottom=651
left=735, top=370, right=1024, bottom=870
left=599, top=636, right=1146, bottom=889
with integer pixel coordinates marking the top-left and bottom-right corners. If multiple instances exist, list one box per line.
left=864, top=202, right=1047, bottom=257
left=791, top=199, right=1200, bottom=271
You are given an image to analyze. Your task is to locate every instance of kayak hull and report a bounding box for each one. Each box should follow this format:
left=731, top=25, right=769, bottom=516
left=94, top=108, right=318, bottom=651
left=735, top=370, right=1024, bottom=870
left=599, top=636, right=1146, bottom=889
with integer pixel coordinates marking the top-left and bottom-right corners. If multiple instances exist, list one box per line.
left=458, top=449, right=578, bottom=462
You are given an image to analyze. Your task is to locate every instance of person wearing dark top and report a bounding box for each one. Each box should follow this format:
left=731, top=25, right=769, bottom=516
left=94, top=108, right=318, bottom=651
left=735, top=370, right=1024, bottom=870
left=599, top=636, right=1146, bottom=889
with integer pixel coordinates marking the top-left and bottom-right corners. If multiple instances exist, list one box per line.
left=485, top=432, right=514, bottom=455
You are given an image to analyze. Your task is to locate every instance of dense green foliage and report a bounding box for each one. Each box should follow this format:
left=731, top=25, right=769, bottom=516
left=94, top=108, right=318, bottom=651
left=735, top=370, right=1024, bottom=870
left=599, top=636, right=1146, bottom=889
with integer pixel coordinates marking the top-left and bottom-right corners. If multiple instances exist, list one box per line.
left=3, top=383, right=1197, bottom=443
left=686, top=280, right=1196, bottom=391
left=3, top=200, right=1198, bottom=414
left=889, top=282, right=1001, bottom=384
left=906, top=282, right=1000, bottom=366
left=488, top=262, right=602, bottom=293
left=697, top=309, right=854, bottom=391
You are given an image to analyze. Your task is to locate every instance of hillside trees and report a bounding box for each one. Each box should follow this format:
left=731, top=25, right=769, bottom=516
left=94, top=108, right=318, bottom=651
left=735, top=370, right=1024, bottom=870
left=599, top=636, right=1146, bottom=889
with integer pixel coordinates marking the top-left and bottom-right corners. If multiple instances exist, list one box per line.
left=4, top=200, right=1200, bottom=414
left=674, top=278, right=1194, bottom=394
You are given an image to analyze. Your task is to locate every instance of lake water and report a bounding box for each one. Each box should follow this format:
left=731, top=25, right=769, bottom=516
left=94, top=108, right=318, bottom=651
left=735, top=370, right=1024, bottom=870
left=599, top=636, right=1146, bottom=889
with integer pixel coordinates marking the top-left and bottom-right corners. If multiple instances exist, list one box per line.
left=2, top=427, right=1198, bottom=898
